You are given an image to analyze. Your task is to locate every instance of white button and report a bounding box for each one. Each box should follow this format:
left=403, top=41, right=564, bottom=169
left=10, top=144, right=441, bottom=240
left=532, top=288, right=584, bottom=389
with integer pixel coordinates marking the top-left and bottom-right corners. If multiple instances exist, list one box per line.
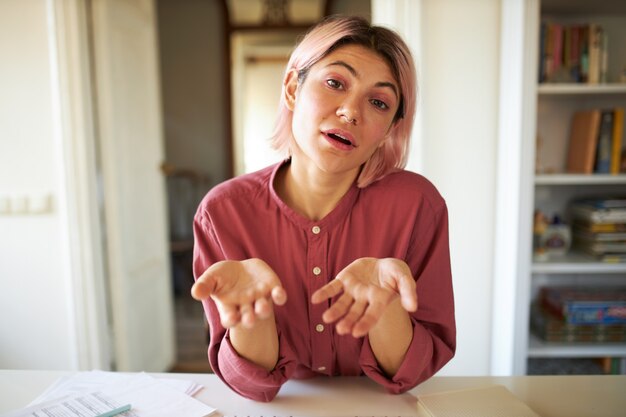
left=315, top=324, right=324, bottom=332
left=312, top=225, right=321, bottom=234
left=317, top=366, right=326, bottom=372
left=313, top=266, right=321, bottom=275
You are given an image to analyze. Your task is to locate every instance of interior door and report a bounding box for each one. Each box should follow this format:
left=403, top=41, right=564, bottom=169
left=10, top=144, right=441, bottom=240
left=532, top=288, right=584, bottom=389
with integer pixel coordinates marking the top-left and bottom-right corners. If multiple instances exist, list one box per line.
left=90, top=0, right=175, bottom=371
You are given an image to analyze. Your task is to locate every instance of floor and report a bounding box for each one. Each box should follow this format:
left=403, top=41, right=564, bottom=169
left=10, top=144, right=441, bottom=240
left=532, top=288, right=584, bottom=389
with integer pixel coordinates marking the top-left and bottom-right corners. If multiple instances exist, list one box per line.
left=169, top=294, right=213, bottom=373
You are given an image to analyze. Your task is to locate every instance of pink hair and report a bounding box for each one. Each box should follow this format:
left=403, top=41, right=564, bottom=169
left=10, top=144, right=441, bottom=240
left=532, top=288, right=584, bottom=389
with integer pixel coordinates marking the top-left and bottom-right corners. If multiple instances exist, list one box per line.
left=270, top=15, right=418, bottom=188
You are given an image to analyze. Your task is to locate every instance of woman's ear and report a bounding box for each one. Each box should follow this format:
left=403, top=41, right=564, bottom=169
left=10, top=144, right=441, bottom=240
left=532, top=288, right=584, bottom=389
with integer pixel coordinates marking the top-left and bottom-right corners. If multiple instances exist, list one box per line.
left=283, top=69, right=299, bottom=111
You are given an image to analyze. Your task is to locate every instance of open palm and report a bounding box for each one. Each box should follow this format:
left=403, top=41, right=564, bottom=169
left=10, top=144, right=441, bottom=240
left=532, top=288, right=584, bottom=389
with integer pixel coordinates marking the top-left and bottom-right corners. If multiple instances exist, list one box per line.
left=191, top=258, right=287, bottom=328
left=311, top=257, right=417, bottom=337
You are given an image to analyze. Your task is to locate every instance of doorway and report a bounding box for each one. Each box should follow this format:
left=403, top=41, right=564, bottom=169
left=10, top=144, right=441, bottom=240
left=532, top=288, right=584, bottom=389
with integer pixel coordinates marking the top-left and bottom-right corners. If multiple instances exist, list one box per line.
left=155, top=0, right=371, bottom=373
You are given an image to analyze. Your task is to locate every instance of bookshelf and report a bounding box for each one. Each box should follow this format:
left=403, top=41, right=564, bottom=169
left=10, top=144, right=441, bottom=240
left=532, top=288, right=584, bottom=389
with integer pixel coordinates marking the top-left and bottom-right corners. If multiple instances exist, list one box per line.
left=517, top=0, right=626, bottom=375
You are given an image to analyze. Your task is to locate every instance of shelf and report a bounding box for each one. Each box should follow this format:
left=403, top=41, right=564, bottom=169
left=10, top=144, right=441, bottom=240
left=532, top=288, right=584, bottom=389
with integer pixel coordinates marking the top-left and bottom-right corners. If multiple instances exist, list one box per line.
left=532, top=253, right=626, bottom=273
left=535, top=174, right=626, bottom=185
left=528, top=334, right=626, bottom=358
left=538, top=84, right=626, bottom=95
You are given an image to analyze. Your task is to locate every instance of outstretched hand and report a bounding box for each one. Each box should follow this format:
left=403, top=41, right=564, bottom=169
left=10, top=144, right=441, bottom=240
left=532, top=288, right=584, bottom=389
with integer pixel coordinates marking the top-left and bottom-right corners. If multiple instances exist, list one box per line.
left=191, top=258, right=287, bottom=329
left=311, top=257, right=417, bottom=338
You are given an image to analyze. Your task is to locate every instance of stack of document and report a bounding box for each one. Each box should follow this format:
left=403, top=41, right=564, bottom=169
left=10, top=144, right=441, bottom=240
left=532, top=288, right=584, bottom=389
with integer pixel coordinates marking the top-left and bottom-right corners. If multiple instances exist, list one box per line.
left=2, top=371, right=216, bottom=417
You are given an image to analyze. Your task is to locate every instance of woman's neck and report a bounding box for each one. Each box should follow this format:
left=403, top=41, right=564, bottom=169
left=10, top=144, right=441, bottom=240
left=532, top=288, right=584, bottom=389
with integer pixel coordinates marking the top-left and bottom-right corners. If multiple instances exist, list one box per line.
left=275, top=159, right=358, bottom=222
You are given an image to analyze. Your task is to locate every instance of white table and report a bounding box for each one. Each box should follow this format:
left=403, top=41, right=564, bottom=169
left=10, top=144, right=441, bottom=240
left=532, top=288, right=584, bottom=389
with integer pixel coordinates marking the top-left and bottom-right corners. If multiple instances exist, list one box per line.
left=0, top=371, right=625, bottom=417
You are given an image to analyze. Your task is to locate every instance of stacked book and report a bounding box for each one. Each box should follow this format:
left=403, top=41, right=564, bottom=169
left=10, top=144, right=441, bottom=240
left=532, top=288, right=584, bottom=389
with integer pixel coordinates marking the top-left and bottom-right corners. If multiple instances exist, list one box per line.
left=570, top=198, right=626, bottom=262
left=531, top=286, right=626, bottom=343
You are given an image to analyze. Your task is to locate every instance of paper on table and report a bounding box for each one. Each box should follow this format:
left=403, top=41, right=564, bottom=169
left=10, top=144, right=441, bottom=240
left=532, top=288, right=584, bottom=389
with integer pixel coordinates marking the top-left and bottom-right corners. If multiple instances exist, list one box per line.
left=30, top=371, right=203, bottom=405
left=1, top=391, right=130, bottom=417
left=5, top=372, right=216, bottom=417
left=416, top=385, right=541, bottom=417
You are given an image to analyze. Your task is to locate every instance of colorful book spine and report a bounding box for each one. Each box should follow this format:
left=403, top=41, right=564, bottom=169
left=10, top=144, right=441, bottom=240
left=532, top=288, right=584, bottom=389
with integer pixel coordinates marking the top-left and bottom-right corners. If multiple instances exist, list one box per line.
left=563, top=302, right=626, bottom=324
left=595, top=110, right=615, bottom=173
left=611, top=108, right=624, bottom=175
left=540, top=287, right=626, bottom=324
left=588, top=24, right=602, bottom=84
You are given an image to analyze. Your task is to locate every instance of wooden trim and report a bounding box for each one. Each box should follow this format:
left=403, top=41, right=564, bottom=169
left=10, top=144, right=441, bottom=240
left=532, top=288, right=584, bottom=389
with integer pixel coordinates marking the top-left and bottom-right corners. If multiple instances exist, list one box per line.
left=220, top=0, right=337, bottom=178
left=230, top=23, right=314, bottom=32
left=220, top=0, right=234, bottom=178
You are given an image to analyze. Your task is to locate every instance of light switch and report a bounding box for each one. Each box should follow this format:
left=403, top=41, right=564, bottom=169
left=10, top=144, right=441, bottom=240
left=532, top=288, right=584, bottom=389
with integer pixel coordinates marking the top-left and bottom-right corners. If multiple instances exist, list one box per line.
left=29, top=193, right=53, bottom=214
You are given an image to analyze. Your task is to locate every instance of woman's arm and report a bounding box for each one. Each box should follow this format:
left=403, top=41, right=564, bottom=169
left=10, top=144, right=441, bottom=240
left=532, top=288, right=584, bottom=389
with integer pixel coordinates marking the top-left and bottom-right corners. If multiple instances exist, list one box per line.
left=230, top=311, right=280, bottom=371
left=367, top=298, right=413, bottom=376
left=311, top=257, right=417, bottom=376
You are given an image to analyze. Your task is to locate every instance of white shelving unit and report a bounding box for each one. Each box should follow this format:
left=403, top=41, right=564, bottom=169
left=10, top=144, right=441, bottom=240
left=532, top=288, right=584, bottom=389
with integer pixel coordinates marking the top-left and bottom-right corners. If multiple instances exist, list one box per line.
left=517, top=0, right=626, bottom=375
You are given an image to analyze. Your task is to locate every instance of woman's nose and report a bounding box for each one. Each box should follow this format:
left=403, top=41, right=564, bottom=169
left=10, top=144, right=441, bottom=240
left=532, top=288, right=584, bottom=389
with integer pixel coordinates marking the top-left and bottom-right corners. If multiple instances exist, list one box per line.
left=336, top=100, right=359, bottom=125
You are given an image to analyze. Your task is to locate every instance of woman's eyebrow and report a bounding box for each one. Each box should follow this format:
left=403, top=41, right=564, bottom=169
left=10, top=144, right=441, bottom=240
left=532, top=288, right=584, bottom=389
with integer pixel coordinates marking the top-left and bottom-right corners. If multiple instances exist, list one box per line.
left=326, top=60, right=399, bottom=99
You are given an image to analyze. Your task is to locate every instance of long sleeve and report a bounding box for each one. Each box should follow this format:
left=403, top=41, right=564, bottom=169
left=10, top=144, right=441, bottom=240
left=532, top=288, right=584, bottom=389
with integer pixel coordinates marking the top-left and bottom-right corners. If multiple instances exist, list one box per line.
left=193, top=209, right=298, bottom=402
left=191, top=163, right=455, bottom=401
left=358, top=201, right=456, bottom=393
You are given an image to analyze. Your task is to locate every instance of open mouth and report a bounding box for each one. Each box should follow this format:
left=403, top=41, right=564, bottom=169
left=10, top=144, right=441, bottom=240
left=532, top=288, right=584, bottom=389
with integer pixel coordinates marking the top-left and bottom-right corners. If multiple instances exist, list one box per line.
left=326, top=131, right=355, bottom=147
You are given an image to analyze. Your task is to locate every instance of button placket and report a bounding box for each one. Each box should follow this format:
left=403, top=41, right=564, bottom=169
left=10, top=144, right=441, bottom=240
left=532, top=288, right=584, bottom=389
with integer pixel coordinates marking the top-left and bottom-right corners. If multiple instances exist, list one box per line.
left=307, top=224, right=332, bottom=375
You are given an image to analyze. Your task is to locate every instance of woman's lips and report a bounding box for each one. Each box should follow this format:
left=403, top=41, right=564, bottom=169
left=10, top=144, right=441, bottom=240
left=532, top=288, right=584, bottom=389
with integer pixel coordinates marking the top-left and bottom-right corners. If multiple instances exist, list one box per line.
left=322, top=129, right=356, bottom=150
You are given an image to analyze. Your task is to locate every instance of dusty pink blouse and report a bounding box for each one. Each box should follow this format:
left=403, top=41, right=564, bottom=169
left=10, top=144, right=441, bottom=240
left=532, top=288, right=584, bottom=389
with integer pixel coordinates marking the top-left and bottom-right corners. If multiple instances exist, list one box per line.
left=193, top=160, right=455, bottom=402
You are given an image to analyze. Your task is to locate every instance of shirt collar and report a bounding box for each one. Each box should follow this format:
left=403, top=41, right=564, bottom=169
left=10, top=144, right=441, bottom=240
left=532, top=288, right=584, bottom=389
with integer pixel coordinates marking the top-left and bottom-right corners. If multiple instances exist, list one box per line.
left=268, top=159, right=360, bottom=231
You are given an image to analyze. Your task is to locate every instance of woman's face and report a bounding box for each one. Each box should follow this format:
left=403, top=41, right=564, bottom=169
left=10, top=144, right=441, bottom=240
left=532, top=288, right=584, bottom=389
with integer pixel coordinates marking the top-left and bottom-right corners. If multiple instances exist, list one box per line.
left=286, top=44, right=400, bottom=180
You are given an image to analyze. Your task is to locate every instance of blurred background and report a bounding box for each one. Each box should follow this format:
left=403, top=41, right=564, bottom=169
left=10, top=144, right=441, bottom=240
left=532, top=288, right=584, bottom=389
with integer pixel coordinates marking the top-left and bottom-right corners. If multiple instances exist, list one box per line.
left=2, top=0, right=624, bottom=378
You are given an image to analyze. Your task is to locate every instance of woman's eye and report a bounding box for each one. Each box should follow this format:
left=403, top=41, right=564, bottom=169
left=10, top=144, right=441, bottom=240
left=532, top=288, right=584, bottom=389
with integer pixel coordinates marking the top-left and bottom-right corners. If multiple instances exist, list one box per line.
left=370, top=99, right=389, bottom=110
left=326, top=79, right=343, bottom=89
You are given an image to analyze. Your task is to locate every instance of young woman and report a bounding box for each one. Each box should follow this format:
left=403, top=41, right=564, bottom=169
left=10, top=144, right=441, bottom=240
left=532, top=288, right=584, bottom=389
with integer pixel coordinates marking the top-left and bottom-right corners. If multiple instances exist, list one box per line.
left=191, top=15, right=455, bottom=402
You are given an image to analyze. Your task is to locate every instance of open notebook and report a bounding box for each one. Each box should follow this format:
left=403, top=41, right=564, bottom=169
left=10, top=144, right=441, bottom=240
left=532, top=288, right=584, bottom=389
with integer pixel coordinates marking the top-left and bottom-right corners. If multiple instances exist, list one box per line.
left=416, top=385, right=541, bottom=417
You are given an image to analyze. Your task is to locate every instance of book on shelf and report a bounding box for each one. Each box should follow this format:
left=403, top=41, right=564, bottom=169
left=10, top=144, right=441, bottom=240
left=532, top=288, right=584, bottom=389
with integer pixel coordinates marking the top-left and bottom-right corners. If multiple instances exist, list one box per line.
left=530, top=303, right=626, bottom=343
left=539, top=286, right=626, bottom=325
left=566, top=109, right=625, bottom=175
left=574, top=220, right=626, bottom=233
left=539, top=22, right=608, bottom=84
left=574, top=229, right=626, bottom=242
left=598, top=253, right=626, bottom=263
left=594, top=110, right=614, bottom=173
left=588, top=24, right=603, bottom=84
left=566, top=110, right=601, bottom=173
left=570, top=198, right=626, bottom=224
left=611, top=108, right=624, bottom=174
left=576, top=241, right=626, bottom=256
left=601, top=357, right=626, bottom=375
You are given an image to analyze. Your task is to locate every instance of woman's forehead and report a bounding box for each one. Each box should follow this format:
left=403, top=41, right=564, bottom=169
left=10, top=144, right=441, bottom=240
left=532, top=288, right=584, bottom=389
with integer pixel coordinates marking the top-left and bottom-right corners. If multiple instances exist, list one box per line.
left=316, top=44, right=396, bottom=79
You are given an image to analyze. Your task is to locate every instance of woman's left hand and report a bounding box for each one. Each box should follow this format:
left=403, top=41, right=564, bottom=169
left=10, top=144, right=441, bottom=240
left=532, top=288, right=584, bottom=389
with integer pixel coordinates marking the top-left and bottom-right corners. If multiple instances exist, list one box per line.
left=311, top=257, right=417, bottom=338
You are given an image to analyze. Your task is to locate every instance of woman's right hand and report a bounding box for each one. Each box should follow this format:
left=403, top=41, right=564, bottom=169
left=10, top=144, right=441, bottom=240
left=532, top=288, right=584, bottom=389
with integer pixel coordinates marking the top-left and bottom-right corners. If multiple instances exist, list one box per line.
left=191, top=259, right=287, bottom=329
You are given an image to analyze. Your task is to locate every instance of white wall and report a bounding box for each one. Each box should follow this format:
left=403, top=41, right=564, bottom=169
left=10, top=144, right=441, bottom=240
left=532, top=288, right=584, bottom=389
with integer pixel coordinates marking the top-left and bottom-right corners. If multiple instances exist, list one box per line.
left=419, top=0, right=500, bottom=375
left=375, top=0, right=502, bottom=376
left=0, top=0, right=75, bottom=369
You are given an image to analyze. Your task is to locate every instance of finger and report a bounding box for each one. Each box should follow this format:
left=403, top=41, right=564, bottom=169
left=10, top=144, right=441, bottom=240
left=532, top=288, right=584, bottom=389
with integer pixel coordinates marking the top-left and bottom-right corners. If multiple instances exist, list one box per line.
left=254, top=297, right=272, bottom=319
left=191, top=276, right=218, bottom=300
left=311, top=279, right=344, bottom=304
left=351, top=301, right=386, bottom=337
left=214, top=300, right=240, bottom=328
left=336, top=300, right=367, bottom=336
left=239, top=303, right=255, bottom=328
left=271, top=286, right=287, bottom=306
left=397, top=275, right=418, bottom=312
left=322, top=293, right=353, bottom=323
left=192, top=260, right=236, bottom=300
